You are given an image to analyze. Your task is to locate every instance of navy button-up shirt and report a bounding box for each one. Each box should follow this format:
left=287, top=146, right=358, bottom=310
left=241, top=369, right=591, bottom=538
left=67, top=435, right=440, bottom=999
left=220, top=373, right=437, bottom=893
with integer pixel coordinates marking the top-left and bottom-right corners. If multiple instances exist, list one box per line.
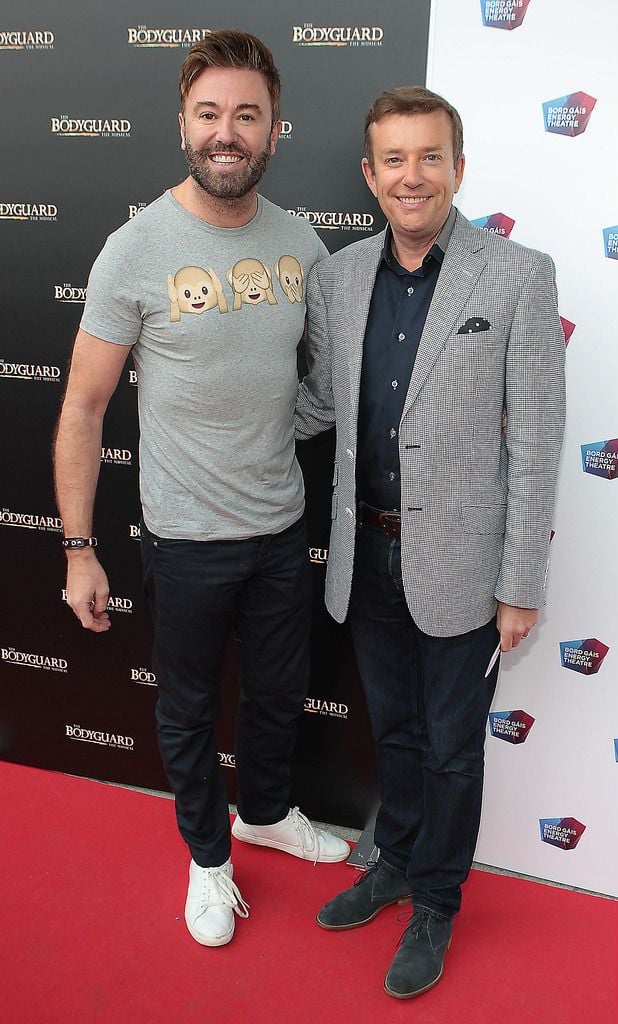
left=357, top=209, right=455, bottom=512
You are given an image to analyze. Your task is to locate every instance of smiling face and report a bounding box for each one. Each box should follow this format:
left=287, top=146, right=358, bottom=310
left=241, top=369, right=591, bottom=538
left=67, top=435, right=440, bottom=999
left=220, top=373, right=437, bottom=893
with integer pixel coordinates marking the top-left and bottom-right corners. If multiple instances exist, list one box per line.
left=179, top=66, right=279, bottom=201
left=174, top=267, right=220, bottom=313
left=362, top=109, right=464, bottom=256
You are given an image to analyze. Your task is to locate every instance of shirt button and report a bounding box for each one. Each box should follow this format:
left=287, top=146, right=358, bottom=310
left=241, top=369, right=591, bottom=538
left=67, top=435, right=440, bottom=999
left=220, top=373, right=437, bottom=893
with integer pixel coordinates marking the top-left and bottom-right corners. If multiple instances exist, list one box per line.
left=398, top=332, right=406, bottom=342
left=389, top=472, right=396, bottom=481
left=390, top=428, right=397, bottom=439
left=407, top=286, right=414, bottom=296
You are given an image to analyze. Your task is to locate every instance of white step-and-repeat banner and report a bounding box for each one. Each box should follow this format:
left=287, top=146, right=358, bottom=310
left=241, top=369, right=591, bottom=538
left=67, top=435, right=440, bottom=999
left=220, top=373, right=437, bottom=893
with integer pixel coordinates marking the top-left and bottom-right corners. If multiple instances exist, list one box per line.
left=428, top=0, right=617, bottom=896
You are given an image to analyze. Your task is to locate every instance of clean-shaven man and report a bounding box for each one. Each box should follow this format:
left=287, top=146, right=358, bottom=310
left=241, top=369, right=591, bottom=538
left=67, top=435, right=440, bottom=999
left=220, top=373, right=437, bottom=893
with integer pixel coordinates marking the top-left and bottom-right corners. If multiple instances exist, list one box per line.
left=54, top=30, right=348, bottom=950
left=296, top=86, right=565, bottom=997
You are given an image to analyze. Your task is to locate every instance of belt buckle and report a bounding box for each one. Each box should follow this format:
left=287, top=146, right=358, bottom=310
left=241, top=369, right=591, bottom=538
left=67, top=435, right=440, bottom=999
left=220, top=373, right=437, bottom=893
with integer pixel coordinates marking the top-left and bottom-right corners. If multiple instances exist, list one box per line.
left=378, top=511, right=400, bottom=538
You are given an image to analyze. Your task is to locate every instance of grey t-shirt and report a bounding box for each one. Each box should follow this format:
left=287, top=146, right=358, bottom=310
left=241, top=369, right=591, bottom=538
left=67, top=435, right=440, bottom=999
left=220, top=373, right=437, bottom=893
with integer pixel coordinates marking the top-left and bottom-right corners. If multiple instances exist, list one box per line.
left=81, top=191, right=328, bottom=540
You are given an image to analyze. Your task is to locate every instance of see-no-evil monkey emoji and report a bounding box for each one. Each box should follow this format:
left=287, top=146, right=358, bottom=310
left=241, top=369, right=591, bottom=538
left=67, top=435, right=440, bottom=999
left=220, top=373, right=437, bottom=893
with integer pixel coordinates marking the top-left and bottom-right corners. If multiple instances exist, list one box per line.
left=227, top=258, right=278, bottom=311
left=275, top=255, right=304, bottom=303
left=168, top=266, right=228, bottom=322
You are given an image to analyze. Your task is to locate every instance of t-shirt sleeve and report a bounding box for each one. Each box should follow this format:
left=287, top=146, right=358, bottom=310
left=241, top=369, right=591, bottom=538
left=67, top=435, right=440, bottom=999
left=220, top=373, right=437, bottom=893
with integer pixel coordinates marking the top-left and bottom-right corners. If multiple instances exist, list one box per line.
left=80, top=234, right=143, bottom=346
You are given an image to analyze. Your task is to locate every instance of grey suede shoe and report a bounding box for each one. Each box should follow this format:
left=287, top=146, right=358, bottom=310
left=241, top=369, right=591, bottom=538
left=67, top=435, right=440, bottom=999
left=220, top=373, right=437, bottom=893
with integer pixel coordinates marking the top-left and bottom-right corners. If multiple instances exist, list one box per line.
left=384, top=909, right=453, bottom=998
left=316, top=858, right=412, bottom=930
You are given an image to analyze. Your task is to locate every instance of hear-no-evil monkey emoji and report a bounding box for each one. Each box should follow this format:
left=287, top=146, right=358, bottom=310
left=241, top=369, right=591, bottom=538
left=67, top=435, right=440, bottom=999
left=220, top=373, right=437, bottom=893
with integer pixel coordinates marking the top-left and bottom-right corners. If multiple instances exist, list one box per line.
left=227, top=258, right=278, bottom=311
left=275, top=255, right=304, bottom=303
left=167, top=266, right=228, bottom=322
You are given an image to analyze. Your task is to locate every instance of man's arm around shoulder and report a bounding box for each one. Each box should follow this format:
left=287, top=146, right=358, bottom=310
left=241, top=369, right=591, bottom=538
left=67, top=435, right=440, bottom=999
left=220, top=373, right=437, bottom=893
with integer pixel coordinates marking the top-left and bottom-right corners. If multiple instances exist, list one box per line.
left=54, top=330, right=132, bottom=632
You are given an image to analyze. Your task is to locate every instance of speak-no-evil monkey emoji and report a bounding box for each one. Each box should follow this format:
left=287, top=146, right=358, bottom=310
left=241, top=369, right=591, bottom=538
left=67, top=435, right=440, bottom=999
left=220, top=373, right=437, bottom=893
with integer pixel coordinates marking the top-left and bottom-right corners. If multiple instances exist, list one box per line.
left=275, top=255, right=304, bottom=303
left=227, top=258, right=278, bottom=311
left=167, top=266, right=228, bottom=322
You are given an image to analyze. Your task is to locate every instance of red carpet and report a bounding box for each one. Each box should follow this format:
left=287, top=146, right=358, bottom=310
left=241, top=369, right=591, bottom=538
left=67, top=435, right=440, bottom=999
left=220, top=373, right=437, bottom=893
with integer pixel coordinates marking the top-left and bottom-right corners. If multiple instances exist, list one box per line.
left=1, top=761, right=616, bottom=1024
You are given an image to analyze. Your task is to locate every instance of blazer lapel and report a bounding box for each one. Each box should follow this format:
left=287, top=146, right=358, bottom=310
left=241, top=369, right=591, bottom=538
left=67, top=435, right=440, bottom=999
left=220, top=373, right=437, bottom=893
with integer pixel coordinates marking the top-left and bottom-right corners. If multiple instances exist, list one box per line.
left=344, top=232, right=385, bottom=422
left=402, top=217, right=487, bottom=418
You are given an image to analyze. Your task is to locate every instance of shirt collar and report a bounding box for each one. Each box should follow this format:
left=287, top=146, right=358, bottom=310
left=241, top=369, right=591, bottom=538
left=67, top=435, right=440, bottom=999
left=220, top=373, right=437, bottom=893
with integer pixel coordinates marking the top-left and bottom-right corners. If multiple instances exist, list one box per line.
left=381, top=205, right=457, bottom=274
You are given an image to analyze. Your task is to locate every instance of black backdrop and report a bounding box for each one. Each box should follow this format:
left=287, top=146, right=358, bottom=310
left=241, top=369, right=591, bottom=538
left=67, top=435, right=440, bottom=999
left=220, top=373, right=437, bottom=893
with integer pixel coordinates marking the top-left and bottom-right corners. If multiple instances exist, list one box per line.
left=0, top=0, right=431, bottom=828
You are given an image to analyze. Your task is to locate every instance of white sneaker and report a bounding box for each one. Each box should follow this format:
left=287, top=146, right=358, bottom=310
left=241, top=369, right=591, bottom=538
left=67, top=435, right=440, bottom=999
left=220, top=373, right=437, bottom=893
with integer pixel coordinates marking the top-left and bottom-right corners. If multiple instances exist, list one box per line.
left=232, top=807, right=350, bottom=863
left=184, top=858, right=249, bottom=946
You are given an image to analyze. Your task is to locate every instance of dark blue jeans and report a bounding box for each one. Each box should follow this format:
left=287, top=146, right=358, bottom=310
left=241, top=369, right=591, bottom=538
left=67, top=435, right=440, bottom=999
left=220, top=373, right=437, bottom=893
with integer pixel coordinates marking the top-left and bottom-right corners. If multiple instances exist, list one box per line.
left=348, top=523, right=500, bottom=918
left=141, top=516, right=311, bottom=868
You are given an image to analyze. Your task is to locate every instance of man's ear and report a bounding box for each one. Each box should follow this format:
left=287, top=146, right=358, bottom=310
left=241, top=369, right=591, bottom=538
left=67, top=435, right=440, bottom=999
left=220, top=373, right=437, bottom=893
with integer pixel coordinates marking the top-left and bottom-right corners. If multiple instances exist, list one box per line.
left=269, top=119, right=281, bottom=156
left=454, top=153, right=465, bottom=193
left=361, top=157, right=378, bottom=199
left=178, top=111, right=186, bottom=150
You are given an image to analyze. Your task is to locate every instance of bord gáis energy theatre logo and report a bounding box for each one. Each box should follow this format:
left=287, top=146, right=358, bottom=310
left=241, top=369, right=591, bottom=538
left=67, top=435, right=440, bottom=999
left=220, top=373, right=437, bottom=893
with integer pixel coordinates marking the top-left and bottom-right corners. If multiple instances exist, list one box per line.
left=480, top=0, right=531, bottom=30
left=539, top=817, right=586, bottom=851
left=543, top=92, right=596, bottom=137
left=471, top=213, right=515, bottom=237
left=580, top=439, right=618, bottom=480
left=559, top=639, right=610, bottom=675
left=488, top=710, right=535, bottom=744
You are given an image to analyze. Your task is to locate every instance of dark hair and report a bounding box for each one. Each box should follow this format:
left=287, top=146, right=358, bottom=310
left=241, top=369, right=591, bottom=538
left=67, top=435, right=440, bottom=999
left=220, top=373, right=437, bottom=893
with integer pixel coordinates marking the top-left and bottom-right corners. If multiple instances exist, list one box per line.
left=364, top=86, right=463, bottom=167
left=179, top=29, right=280, bottom=122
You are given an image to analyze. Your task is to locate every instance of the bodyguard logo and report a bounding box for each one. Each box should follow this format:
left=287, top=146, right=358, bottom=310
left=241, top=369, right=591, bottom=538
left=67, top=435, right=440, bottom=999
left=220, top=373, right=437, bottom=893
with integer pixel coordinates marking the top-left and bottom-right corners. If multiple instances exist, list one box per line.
left=128, top=203, right=147, bottom=219
left=66, top=724, right=135, bottom=751
left=130, top=667, right=156, bottom=686
left=51, top=115, right=131, bottom=138
left=603, top=226, right=618, bottom=260
left=129, top=524, right=141, bottom=540
left=101, top=447, right=132, bottom=466
left=2, top=647, right=67, bottom=673
left=54, top=284, right=86, bottom=303
left=0, top=202, right=57, bottom=221
left=542, top=92, right=596, bottom=137
left=0, top=360, right=60, bottom=382
left=488, top=710, right=535, bottom=744
left=128, top=369, right=138, bottom=386
left=309, top=547, right=328, bottom=565
left=279, top=120, right=293, bottom=140
left=480, top=0, right=531, bottom=30
left=1, top=507, right=63, bottom=532
left=128, top=27, right=212, bottom=48
left=0, top=30, right=54, bottom=50
left=471, top=213, right=515, bottom=237
left=559, top=639, right=610, bottom=675
left=218, top=752, right=236, bottom=768
left=304, top=697, right=349, bottom=719
left=580, top=439, right=618, bottom=480
left=539, top=817, right=586, bottom=851
left=292, top=24, right=383, bottom=47
left=560, top=316, right=575, bottom=346
left=62, top=590, right=134, bottom=613
left=288, top=207, right=374, bottom=232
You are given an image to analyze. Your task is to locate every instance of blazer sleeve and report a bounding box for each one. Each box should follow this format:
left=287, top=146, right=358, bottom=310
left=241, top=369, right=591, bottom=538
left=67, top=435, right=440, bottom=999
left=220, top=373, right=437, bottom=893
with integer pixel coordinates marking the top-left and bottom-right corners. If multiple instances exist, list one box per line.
left=295, top=263, right=336, bottom=440
left=495, top=252, right=566, bottom=608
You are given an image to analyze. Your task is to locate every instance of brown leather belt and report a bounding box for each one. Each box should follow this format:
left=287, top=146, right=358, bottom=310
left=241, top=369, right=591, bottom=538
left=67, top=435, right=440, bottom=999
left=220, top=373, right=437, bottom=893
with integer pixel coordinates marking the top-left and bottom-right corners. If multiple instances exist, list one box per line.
left=358, top=503, right=401, bottom=538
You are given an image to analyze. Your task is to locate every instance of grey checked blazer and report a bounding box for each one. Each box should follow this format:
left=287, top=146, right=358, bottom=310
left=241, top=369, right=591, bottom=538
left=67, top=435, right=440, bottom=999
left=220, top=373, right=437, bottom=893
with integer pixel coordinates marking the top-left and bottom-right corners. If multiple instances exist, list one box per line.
left=296, top=209, right=566, bottom=636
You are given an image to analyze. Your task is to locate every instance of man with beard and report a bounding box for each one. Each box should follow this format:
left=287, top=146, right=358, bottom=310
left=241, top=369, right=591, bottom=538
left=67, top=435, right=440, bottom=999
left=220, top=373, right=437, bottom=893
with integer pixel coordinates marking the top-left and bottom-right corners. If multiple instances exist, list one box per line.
left=53, top=30, right=348, bottom=949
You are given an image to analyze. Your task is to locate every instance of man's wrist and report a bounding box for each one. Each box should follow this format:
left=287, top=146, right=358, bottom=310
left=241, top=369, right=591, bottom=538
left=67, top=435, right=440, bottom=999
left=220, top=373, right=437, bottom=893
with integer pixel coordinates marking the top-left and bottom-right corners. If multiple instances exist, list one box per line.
left=62, top=536, right=97, bottom=550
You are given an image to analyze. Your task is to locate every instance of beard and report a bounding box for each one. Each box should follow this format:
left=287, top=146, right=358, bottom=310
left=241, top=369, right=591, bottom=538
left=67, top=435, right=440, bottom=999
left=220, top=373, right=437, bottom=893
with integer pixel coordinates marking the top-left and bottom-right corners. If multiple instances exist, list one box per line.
left=184, top=138, right=271, bottom=200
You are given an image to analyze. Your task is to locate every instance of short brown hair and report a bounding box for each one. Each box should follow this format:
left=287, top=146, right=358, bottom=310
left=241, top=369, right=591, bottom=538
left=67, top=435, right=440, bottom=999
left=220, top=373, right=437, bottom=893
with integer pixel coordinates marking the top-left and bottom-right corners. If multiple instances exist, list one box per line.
left=364, top=86, right=463, bottom=167
left=179, top=29, right=281, bottom=123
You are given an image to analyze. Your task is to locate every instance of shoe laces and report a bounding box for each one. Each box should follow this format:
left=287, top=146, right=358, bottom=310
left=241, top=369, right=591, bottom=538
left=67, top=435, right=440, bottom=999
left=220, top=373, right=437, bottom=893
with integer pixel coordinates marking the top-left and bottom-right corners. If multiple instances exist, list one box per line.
left=353, top=858, right=379, bottom=888
left=287, top=806, right=322, bottom=865
left=199, top=865, right=250, bottom=919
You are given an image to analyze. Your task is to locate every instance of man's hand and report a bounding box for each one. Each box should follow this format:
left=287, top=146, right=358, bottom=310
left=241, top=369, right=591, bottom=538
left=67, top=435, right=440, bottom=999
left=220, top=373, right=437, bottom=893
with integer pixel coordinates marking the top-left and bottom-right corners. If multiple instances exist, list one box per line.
left=496, top=602, right=538, bottom=652
left=66, top=552, right=111, bottom=632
